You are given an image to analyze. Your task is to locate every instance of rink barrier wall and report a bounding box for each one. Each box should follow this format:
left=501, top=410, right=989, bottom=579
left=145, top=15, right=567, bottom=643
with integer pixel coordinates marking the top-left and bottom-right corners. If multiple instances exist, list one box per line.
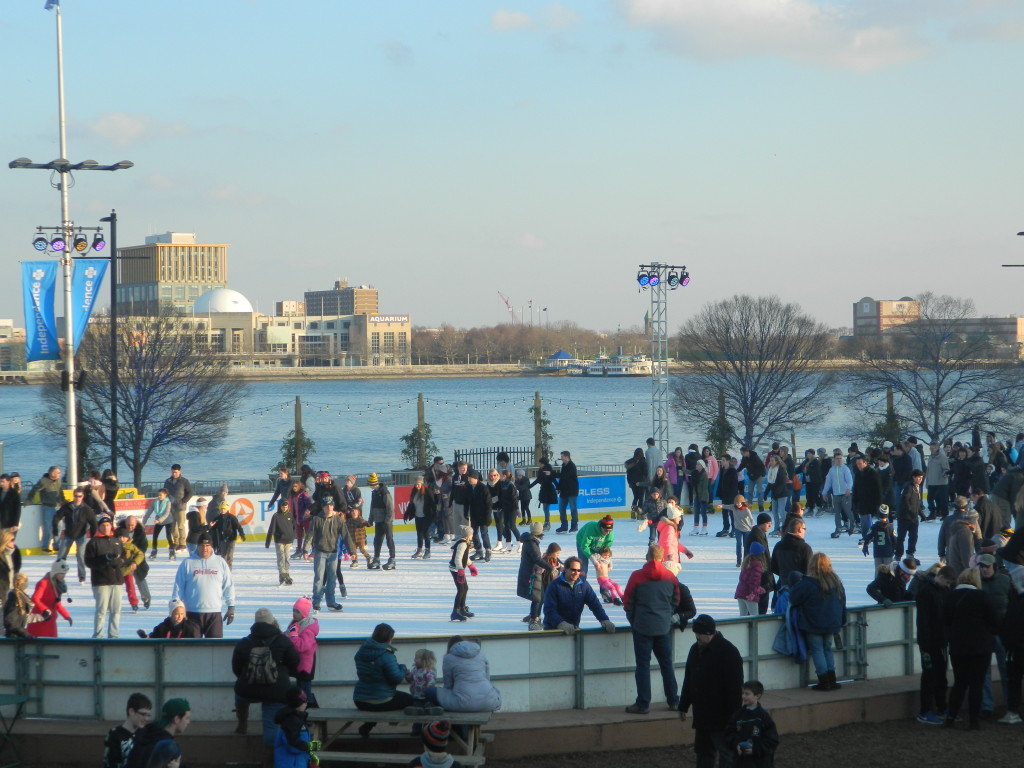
left=0, top=602, right=917, bottom=720
left=13, top=472, right=629, bottom=553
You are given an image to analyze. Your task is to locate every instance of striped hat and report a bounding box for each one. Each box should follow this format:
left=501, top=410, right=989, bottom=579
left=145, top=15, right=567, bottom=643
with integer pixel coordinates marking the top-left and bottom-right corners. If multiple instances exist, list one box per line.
left=422, top=720, right=451, bottom=750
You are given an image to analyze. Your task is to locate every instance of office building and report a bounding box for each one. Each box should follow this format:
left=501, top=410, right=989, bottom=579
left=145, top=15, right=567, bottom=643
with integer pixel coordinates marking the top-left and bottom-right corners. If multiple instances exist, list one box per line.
left=304, top=280, right=378, bottom=316
left=116, top=232, right=229, bottom=315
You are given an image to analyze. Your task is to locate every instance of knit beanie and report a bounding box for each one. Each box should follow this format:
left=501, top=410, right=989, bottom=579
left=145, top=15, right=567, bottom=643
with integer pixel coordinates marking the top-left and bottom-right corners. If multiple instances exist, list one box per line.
left=422, top=720, right=451, bottom=751
left=293, top=597, right=313, bottom=619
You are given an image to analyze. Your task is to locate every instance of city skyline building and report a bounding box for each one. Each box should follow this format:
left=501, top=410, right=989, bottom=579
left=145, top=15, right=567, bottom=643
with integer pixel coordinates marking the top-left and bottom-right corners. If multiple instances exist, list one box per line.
left=115, top=232, right=229, bottom=315
left=304, top=280, right=379, bottom=316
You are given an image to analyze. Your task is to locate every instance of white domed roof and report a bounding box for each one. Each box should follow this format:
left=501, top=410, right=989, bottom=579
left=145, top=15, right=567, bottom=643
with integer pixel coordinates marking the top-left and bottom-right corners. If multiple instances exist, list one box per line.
left=193, top=288, right=254, bottom=313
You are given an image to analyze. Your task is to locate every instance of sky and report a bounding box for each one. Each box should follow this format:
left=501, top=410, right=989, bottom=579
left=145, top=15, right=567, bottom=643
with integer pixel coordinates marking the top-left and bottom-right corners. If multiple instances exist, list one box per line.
left=2, top=0, right=1023, bottom=334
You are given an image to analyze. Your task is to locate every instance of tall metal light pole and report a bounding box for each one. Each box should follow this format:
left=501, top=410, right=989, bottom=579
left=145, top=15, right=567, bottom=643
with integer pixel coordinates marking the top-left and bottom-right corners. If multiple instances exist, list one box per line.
left=636, top=263, right=690, bottom=453
left=8, top=4, right=132, bottom=486
left=100, top=211, right=119, bottom=475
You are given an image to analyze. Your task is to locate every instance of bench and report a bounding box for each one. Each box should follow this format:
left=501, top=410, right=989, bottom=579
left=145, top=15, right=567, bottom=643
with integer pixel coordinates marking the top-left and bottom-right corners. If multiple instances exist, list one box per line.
left=307, top=709, right=492, bottom=765
left=315, top=752, right=486, bottom=766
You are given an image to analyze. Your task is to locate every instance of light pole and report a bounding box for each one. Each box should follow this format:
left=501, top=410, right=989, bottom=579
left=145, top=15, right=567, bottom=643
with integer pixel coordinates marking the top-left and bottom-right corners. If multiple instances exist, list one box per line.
left=99, top=211, right=119, bottom=475
left=636, top=263, right=691, bottom=453
left=8, top=4, right=133, bottom=486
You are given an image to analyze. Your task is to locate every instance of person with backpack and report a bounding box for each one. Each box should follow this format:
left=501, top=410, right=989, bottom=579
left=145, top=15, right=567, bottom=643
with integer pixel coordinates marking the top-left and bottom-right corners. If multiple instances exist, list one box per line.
left=231, top=607, right=300, bottom=744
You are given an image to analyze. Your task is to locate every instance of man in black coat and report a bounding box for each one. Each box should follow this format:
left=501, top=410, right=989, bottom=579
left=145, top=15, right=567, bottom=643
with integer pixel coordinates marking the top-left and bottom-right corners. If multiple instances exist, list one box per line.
left=852, top=456, right=882, bottom=542
left=770, top=517, right=813, bottom=608
left=555, top=450, right=579, bottom=533
left=915, top=566, right=955, bottom=724
left=0, top=474, right=21, bottom=530
left=678, top=614, right=743, bottom=768
left=232, top=607, right=300, bottom=743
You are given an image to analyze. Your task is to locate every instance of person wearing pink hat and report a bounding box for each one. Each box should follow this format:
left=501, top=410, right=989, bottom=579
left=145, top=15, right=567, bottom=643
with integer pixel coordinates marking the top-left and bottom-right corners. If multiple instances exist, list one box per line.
left=288, top=597, right=321, bottom=706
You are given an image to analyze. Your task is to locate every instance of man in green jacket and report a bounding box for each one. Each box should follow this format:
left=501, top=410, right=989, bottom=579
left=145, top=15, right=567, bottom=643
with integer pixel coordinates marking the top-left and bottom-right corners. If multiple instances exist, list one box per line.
left=576, top=515, right=614, bottom=577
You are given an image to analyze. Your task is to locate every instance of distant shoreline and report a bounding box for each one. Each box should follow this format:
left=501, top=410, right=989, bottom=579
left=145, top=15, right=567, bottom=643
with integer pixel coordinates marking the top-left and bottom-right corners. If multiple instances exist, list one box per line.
left=5, top=357, right=1017, bottom=385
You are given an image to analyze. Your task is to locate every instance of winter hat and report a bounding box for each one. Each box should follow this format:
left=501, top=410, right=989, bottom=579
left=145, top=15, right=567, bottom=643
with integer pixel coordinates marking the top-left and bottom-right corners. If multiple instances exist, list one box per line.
left=692, top=614, right=716, bottom=635
left=158, top=698, right=191, bottom=727
left=530, top=522, right=544, bottom=536
left=458, top=525, right=473, bottom=539
left=664, top=505, right=681, bottom=521
left=293, top=597, right=313, bottom=619
left=254, top=607, right=276, bottom=625
left=97, top=515, right=113, bottom=526
left=196, top=532, right=213, bottom=546
left=286, top=686, right=308, bottom=709
left=422, top=720, right=451, bottom=751
left=882, top=440, right=894, bottom=449
left=978, top=539, right=998, bottom=556
left=50, top=559, right=70, bottom=577
left=898, top=558, right=919, bottom=577
left=962, top=509, right=980, bottom=525
left=413, top=476, right=425, bottom=485
left=756, top=513, right=772, bottom=526
left=515, top=469, right=526, bottom=478
left=219, top=502, right=230, bottom=511
left=664, top=561, right=682, bottom=575
left=169, top=598, right=185, bottom=614
left=347, top=475, right=357, bottom=483
left=367, top=473, right=379, bottom=485
left=749, top=542, right=766, bottom=556
left=877, top=505, right=889, bottom=519
left=115, top=524, right=130, bottom=538
left=599, top=516, right=614, bottom=531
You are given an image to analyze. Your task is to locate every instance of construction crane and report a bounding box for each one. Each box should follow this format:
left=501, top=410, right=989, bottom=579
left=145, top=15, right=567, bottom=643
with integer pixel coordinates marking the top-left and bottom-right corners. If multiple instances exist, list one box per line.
left=497, top=291, right=518, bottom=324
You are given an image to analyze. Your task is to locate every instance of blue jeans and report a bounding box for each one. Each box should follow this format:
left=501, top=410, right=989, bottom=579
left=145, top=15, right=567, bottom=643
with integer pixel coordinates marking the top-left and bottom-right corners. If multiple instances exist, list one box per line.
left=770, top=497, right=787, bottom=530
left=312, top=550, right=338, bottom=608
left=746, top=477, right=765, bottom=509
left=693, top=499, right=708, bottom=526
left=235, top=697, right=283, bottom=746
left=42, top=507, right=57, bottom=547
left=982, top=636, right=1006, bottom=711
left=632, top=632, right=677, bottom=709
left=58, top=535, right=87, bottom=582
left=806, top=632, right=835, bottom=675
left=558, top=496, right=578, bottom=529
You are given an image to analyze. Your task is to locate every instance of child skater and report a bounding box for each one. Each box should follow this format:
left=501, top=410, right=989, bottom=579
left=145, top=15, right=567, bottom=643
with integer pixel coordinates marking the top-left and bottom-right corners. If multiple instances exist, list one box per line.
left=734, top=546, right=766, bottom=616
left=287, top=597, right=320, bottom=707
left=862, top=506, right=896, bottom=568
left=346, top=507, right=371, bottom=568
left=590, top=546, right=624, bottom=606
left=724, top=680, right=779, bottom=767
left=514, top=470, right=532, bottom=525
left=265, top=500, right=296, bottom=586
left=448, top=526, right=478, bottom=622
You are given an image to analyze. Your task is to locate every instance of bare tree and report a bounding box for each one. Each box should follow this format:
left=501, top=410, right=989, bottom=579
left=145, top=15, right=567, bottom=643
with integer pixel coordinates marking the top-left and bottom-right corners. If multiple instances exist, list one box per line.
left=844, top=292, right=1024, bottom=442
left=37, top=311, right=250, bottom=486
left=672, top=295, right=836, bottom=447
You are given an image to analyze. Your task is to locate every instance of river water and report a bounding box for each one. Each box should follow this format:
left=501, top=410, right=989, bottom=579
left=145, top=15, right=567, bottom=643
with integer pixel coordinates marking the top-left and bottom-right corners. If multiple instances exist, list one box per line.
left=0, top=375, right=859, bottom=482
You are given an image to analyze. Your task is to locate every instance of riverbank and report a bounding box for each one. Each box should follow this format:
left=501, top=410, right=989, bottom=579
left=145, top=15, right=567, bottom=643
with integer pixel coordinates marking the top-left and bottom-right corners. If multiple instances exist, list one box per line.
left=7, top=357, right=994, bottom=385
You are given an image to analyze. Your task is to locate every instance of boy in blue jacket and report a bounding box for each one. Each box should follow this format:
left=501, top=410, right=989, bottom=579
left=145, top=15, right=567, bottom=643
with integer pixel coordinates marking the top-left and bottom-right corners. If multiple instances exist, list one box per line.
left=862, top=506, right=896, bottom=568
left=724, top=680, right=779, bottom=767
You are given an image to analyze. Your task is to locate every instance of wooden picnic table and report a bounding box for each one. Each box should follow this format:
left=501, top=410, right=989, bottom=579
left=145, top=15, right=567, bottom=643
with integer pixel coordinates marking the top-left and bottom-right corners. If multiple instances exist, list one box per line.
left=306, top=708, right=492, bottom=765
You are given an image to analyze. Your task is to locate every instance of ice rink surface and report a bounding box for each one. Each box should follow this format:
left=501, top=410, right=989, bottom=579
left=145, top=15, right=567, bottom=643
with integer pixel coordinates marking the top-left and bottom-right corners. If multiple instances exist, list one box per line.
left=28, top=512, right=941, bottom=639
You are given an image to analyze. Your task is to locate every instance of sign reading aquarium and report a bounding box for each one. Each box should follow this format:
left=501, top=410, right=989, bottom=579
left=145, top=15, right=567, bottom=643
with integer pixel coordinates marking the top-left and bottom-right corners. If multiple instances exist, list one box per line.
left=576, top=475, right=626, bottom=510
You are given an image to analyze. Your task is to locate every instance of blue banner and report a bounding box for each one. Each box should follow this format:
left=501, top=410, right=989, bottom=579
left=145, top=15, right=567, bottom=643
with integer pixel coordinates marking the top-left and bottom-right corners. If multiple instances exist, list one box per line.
left=576, top=474, right=627, bottom=510
left=71, top=260, right=108, bottom=352
left=22, top=261, right=60, bottom=362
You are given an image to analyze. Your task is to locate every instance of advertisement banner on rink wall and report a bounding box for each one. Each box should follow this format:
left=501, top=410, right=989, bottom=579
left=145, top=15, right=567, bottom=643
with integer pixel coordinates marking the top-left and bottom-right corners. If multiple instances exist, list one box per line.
left=22, top=261, right=60, bottom=362
left=576, top=475, right=627, bottom=510
left=71, top=260, right=107, bottom=352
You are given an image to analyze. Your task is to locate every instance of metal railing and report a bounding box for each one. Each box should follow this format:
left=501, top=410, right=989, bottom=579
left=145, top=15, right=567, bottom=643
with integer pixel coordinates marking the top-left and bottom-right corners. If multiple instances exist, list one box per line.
left=453, top=446, right=535, bottom=470
left=0, top=602, right=918, bottom=721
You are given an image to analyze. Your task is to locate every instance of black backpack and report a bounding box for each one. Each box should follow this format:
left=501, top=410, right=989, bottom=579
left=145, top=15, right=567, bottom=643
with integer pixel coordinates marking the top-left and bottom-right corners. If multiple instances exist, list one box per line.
left=246, top=641, right=279, bottom=686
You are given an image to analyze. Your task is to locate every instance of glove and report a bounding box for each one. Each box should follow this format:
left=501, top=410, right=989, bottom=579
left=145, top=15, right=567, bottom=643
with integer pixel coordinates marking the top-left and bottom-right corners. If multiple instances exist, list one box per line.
left=636, top=521, right=648, bottom=533
left=862, top=548, right=869, bottom=557
left=137, top=629, right=148, bottom=639
left=468, top=564, right=478, bottom=577
left=882, top=599, right=894, bottom=608
left=601, top=619, right=616, bottom=634
left=41, top=609, right=52, bottom=621
left=308, top=740, right=322, bottom=752
left=66, top=615, right=73, bottom=626
left=225, top=607, right=235, bottom=625
left=310, top=755, right=320, bottom=767
left=456, top=569, right=466, bottom=584
left=685, top=550, right=694, bottom=560
left=557, top=621, right=576, bottom=635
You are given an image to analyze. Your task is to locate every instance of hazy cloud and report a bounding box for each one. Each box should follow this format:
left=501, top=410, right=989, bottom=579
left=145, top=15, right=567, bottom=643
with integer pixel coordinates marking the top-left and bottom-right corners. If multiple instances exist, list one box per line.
left=383, top=40, right=414, bottom=66
left=145, top=174, right=176, bottom=191
left=544, top=3, right=582, bottom=28
left=621, top=0, right=930, bottom=72
left=87, top=112, right=188, bottom=146
left=516, top=233, right=546, bottom=250
left=493, top=9, right=533, bottom=30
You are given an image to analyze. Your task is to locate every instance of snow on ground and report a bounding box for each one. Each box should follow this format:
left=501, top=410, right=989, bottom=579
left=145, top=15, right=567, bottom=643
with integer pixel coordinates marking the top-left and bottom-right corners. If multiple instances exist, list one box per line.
left=28, top=513, right=940, bottom=639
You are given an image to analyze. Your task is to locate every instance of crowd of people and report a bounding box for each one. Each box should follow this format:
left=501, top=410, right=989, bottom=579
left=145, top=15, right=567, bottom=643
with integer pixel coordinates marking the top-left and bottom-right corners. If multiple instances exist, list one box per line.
left=3, top=429, right=1024, bottom=765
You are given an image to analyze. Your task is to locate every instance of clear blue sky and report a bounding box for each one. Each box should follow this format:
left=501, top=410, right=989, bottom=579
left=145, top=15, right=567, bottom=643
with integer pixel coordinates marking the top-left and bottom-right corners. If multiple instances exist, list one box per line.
left=2, top=0, right=1023, bottom=332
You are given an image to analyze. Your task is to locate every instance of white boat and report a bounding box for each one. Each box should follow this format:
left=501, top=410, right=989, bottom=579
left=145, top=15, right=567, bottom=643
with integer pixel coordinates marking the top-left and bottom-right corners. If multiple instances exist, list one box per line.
left=566, top=354, right=652, bottom=377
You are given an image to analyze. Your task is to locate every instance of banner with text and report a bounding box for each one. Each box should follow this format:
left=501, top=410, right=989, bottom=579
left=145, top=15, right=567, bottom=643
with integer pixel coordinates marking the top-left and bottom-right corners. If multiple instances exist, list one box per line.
left=22, top=261, right=60, bottom=362
left=576, top=474, right=627, bottom=509
left=71, top=260, right=108, bottom=352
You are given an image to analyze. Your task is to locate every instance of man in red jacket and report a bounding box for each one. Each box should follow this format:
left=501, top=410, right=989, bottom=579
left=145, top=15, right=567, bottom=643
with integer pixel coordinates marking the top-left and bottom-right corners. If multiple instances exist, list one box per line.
left=623, top=545, right=681, bottom=715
